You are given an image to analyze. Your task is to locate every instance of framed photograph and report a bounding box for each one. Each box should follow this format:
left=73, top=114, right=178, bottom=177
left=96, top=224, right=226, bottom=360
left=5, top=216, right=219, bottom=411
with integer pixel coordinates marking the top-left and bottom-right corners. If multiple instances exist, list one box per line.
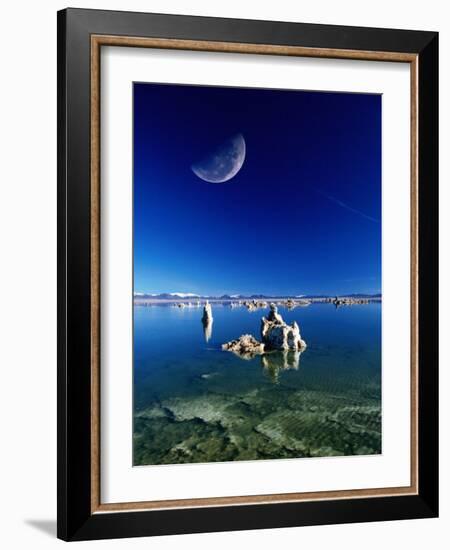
left=57, top=8, right=438, bottom=541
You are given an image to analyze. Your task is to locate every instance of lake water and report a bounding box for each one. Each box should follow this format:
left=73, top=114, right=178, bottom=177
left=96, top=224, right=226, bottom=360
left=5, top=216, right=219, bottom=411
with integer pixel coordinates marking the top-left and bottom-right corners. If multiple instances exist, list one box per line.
left=133, top=302, right=381, bottom=466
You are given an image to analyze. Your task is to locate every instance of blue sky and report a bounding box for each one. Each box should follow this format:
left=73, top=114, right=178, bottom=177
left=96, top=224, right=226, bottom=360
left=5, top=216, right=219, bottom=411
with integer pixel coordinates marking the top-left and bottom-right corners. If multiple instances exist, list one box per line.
left=134, top=83, right=381, bottom=296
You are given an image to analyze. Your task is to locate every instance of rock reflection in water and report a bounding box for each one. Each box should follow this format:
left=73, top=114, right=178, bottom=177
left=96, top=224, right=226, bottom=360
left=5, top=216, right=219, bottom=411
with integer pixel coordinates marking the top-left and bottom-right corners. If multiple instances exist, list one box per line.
left=261, top=350, right=303, bottom=384
left=202, top=318, right=213, bottom=342
left=201, top=301, right=214, bottom=342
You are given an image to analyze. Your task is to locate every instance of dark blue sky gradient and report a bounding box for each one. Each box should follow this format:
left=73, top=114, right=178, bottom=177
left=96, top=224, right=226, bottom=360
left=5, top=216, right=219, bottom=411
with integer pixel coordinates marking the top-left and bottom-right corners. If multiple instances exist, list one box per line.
left=134, top=83, right=381, bottom=296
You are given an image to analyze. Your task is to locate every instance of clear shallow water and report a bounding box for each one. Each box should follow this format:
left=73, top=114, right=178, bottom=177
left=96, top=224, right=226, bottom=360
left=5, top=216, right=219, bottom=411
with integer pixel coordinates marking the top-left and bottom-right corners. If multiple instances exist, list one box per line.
left=133, top=303, right=381, bottom=465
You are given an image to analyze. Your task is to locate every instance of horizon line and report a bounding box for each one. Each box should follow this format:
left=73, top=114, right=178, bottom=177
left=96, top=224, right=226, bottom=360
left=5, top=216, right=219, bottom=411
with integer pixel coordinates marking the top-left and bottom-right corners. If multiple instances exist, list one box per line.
left=134, top=291, right=382, bottom=296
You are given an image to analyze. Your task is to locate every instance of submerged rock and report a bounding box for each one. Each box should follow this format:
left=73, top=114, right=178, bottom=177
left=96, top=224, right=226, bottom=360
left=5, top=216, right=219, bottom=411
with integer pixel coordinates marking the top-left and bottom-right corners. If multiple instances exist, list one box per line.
left=222, top=334, right=265, bottom=359
left=261, top=304, right=307, bottom=351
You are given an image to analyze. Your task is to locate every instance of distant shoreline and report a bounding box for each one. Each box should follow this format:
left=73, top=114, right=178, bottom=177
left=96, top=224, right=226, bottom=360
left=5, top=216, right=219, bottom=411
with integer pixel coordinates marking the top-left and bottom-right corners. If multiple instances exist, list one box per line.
left=134, top=295, right=382, bottom=305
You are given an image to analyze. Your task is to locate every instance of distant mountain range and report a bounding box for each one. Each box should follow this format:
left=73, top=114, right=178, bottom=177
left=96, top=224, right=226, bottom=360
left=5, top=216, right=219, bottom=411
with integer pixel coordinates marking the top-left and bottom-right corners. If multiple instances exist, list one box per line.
left=134, top=292, right=200, bottom=299
left=134, top=292, right=382, bottom=300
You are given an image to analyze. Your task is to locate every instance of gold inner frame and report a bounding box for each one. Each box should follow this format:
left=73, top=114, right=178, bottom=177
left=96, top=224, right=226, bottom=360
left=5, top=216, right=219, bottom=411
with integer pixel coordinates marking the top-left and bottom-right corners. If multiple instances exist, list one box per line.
left=90, top=35, right=419, bottom=514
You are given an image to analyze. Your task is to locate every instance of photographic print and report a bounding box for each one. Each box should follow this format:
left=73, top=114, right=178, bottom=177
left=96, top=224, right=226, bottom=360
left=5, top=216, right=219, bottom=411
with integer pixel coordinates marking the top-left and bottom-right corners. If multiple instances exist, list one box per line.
left=58, top=11, right=438, bottom=539
left=133, top=82, right=382, bottom=467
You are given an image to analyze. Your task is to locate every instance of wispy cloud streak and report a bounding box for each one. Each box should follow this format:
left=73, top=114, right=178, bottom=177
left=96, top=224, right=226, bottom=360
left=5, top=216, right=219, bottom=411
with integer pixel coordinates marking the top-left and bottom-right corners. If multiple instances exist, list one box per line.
left=316, top=189, right=380, bottom=223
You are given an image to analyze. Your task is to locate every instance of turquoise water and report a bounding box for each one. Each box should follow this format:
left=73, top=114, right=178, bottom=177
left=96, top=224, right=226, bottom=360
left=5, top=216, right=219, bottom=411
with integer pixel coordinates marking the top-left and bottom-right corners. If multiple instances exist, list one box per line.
left=133, top=303, right=381, bottom=465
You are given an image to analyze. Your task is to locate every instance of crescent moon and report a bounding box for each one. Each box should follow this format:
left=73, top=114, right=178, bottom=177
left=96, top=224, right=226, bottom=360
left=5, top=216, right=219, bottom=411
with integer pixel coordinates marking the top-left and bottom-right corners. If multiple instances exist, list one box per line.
left=191, top=134, right=246, bottom=183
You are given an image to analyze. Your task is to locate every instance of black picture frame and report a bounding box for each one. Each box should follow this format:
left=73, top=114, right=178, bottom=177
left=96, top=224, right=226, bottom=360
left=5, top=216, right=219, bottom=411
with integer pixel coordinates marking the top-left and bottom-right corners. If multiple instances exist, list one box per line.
left=57, top=7, right=438, bottom=541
